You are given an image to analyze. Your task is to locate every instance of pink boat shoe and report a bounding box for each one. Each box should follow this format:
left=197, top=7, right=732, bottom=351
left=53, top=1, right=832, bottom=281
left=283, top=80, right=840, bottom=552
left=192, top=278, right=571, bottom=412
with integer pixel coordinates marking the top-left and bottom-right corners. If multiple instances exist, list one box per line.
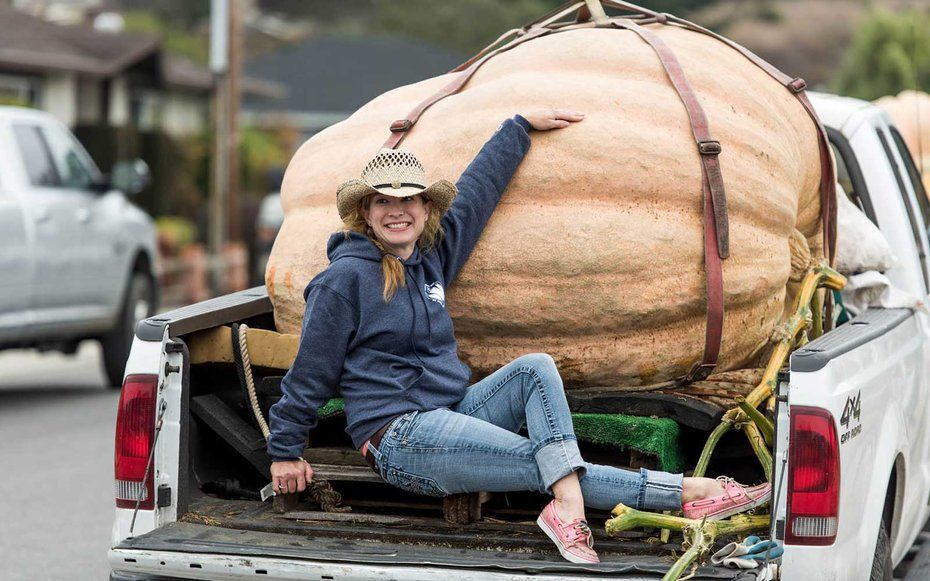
left=683, top=477, right=772, bottom=521
left=536, top=500, right=600, bottom=564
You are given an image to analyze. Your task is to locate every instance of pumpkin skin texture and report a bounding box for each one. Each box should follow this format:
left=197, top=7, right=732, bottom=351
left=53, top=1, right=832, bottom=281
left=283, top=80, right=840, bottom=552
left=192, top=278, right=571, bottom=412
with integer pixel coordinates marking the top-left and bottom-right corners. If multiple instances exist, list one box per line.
left=268, top=25, right=825, bottom=387
left=875, top=90, right=930, bottom=194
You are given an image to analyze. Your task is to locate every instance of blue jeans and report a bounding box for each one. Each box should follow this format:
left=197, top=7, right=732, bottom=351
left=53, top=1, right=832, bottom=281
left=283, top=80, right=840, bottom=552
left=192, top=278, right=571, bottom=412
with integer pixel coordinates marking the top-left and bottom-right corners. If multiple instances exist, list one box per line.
left=365, top=353, right=684, bottom=511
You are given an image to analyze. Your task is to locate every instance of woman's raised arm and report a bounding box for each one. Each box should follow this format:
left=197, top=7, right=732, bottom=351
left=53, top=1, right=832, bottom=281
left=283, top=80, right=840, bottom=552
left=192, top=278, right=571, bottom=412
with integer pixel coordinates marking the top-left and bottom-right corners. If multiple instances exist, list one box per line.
left=436, top=110, right=583, bottom=283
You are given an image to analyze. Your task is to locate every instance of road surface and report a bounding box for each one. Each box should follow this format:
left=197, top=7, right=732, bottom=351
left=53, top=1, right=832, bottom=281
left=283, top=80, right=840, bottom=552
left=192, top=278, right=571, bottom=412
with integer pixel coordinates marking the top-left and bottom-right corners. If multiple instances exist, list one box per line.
left=0, top=341, right=116, bottom=580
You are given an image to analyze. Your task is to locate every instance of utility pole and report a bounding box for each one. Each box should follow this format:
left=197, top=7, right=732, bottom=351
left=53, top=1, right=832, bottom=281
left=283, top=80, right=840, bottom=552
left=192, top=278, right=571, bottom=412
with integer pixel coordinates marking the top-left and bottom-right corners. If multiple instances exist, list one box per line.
left=227, top=0, right=242, bottom=244
left=209, top=0, right=243, bottom=292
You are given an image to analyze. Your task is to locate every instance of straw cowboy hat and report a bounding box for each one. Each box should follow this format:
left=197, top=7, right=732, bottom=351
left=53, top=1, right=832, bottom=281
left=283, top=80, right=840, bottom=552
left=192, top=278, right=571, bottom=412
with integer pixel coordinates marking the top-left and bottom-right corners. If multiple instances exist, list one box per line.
left=336, top=148, right=457, bottom=220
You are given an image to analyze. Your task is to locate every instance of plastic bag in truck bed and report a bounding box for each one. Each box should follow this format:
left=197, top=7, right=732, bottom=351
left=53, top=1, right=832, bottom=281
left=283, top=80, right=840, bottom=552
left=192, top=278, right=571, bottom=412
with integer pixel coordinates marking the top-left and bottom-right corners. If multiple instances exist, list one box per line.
left=834, top=183, right=896, bottom=275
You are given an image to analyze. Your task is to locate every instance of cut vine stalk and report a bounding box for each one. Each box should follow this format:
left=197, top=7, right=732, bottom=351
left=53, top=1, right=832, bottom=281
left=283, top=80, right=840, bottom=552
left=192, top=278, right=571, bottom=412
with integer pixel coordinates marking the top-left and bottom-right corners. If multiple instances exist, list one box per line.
left=606, top=504, right=770, bottom=537
left=692, top=421, right=732, bottom=478
left=736, top=396, right=774, bottom=446
left=607, top=505, right=771, bottom=581
left=744, top=421, right=773, bottom=482
left=692, top=265, right=845, bottom=477
left=664, top=524, right=707, bottom=581
left=811, top=290, right=824, bottom=339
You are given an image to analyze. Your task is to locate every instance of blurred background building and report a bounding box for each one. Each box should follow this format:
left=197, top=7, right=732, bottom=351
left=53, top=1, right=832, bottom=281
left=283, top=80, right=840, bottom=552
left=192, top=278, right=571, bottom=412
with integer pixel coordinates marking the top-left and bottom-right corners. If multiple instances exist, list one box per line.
left=243, top=36, right=464, bottom=142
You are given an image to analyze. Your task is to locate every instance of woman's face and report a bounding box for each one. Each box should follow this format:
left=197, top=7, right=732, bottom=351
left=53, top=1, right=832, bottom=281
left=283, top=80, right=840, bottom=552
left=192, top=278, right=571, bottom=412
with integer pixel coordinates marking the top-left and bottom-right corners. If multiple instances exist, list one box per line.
left=362, top=193, right=433, bottom=259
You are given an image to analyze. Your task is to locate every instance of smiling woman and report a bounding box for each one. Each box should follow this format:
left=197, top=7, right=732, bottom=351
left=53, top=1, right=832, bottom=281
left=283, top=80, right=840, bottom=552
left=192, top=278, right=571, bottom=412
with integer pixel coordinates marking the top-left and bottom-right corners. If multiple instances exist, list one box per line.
left=332, top=146, right=455, bottom=300
left=346, top=192, right=437, bottom=302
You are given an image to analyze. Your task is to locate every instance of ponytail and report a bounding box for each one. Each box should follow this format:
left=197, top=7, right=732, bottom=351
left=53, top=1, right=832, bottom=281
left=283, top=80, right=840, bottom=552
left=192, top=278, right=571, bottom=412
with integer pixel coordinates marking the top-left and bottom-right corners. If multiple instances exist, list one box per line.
left=369, top=235, right=406, bottom=302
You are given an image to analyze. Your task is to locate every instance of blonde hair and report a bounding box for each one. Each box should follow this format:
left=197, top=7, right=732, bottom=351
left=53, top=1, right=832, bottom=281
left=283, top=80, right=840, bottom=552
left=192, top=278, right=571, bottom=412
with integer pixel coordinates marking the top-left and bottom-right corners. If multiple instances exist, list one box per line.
left=342, top=194, right=444, bottom=302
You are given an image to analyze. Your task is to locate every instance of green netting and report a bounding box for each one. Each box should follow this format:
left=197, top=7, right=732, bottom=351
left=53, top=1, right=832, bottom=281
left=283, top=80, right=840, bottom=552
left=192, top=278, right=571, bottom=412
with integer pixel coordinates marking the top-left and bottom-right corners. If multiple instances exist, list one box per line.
left=318, top=398, right=347, bottom=419
left=571, top=413, right=683, bottom=473
left=317, top=398, right=683, bottom=473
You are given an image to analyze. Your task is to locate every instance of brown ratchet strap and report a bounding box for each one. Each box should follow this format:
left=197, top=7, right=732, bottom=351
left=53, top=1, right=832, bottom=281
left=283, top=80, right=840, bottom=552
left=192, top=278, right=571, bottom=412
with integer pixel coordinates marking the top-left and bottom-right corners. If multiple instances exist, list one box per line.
left=653, top=11, right=837, bottom=264
left=381, top=0, right=838, bottom=381
left=382, top=25, right=552, bottom=150
left=382, top=1, right=591, bottom=150
left=642, top=9, right=838, bottom=330
left=608, top=18, right=727, bottom=381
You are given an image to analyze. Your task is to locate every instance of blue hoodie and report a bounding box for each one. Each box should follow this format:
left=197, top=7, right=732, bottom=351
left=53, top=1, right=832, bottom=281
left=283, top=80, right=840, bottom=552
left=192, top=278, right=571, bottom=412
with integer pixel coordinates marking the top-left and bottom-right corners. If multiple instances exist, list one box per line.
left=268, top=116, right=532, bottom=459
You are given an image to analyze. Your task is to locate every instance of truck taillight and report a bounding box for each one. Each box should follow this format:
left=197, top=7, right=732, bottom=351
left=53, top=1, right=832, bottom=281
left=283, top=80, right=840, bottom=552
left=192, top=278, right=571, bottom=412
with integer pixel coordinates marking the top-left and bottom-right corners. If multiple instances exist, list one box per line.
left=786, top=406, right=840, bottom=545
left=114, top=374, right=158, bottom=510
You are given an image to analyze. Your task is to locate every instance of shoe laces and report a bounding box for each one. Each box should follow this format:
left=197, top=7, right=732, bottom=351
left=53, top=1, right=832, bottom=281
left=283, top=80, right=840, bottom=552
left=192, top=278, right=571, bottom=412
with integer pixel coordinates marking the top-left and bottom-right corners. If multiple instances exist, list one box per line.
left=715, top=476, right=765, bottom=501
left=566, top=519, right=594, bottom=548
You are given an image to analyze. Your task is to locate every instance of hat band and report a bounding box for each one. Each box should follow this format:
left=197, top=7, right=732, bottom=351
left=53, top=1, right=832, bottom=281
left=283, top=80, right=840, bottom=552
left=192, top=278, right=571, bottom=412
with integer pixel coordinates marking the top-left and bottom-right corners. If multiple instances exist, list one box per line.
left=372, top=182, right=425, bottom=190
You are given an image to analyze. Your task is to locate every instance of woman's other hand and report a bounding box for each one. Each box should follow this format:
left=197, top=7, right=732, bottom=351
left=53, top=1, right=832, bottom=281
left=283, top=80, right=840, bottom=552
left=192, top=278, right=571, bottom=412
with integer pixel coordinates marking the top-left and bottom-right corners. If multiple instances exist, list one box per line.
left=522, top=109, right=585, bottom=131
left=270, top=458, right=314, bottom=494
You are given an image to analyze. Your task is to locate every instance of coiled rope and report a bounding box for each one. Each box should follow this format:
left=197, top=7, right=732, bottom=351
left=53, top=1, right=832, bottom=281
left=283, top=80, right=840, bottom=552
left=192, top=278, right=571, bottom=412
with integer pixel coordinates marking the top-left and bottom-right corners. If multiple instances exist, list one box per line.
left=231, top=323, right=350, bottom=513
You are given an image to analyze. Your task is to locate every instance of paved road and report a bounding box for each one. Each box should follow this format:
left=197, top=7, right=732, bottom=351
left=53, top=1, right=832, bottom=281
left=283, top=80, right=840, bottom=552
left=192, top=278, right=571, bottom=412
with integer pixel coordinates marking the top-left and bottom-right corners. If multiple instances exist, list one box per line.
left=0, top=341, right=116, bottom=581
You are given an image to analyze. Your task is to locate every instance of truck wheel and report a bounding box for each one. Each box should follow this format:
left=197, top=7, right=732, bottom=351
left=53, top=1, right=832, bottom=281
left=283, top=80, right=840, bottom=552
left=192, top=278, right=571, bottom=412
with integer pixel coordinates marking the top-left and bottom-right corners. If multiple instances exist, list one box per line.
left=869, top=517, right=893, bottom=581
left=102, top=271, right=155, bottom=388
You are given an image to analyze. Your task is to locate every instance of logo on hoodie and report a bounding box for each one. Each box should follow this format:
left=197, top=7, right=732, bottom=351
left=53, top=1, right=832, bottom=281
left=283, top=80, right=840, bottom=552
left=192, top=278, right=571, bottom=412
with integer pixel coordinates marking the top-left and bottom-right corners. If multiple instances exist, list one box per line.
left=424, top=282, right=446, bottom=307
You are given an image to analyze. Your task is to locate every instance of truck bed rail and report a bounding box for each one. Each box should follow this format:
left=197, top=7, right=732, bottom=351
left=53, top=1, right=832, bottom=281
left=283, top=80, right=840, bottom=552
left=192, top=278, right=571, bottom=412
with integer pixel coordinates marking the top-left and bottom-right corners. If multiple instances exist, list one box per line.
left=136, top=287, right=271, bottom=341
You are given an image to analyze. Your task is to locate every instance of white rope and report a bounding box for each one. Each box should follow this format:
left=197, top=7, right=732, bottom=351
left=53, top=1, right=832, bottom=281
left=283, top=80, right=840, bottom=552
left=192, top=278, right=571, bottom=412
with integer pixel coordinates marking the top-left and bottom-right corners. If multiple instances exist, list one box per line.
left=238, top=324, right=271, bottom=440
left=239, top=324, right=351, bottom=512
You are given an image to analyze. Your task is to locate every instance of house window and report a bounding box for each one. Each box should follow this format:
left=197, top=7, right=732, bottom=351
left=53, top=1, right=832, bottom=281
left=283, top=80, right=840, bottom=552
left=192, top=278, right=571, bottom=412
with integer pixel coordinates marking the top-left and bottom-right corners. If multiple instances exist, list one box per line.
left=130, top=89, right=163, bottom=131
left=0, top=74, right=38, bottom=107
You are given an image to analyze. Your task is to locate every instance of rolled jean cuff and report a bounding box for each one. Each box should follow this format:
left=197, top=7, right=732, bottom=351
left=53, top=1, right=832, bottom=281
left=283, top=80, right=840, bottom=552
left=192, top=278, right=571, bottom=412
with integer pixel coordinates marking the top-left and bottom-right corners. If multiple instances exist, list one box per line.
left=535, top=437, right=586, bottom=491
left=639, top=468, right=684, bottom=511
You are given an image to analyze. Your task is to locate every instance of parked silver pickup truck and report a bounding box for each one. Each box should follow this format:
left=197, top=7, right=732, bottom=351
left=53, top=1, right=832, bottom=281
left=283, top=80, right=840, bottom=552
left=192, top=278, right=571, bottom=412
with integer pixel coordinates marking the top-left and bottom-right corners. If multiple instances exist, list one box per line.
left=0, top=106, right=159, bottom=387
left=107, top=93, right=930, bottom=580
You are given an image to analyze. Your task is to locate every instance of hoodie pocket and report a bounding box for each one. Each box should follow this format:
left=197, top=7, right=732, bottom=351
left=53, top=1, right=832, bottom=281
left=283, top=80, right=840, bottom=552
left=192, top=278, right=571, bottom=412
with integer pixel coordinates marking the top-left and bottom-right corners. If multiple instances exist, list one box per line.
left=389, top=362, right=425, bottom=399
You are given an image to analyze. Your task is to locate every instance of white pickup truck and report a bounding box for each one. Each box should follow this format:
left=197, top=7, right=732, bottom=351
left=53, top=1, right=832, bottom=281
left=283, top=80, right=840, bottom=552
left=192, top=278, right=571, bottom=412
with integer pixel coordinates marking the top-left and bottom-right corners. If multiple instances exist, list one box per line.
left=0, top=106, right=159, bottom=387
left=107, top=93, right=930, bottom=581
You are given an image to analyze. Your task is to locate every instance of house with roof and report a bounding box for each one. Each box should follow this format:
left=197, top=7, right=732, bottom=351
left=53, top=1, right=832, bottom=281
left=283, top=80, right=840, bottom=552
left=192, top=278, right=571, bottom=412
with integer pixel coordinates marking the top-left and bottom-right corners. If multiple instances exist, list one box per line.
left=0, top=4, right=287, bottom=226
left=0, top=4, right=280, bottom=137
left=243, top=35, right=466, bottom=143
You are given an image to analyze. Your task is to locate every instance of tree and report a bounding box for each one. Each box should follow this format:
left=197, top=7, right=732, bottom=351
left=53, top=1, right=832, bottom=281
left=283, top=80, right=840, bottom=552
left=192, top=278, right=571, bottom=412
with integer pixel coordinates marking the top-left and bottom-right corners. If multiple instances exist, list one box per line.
left=832, top=8, right=930, bottom=101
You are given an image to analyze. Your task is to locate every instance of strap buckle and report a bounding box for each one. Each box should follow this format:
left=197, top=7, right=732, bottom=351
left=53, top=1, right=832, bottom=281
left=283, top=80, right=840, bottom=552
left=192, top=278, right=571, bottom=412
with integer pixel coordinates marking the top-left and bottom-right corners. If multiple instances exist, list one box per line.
left=390, top=119, right=413, bottom=133
left=788, top=78, right=807, bottom=93
left=698, top=140, right=722, bottom=156
left=685, top=362, right=716, bottom=382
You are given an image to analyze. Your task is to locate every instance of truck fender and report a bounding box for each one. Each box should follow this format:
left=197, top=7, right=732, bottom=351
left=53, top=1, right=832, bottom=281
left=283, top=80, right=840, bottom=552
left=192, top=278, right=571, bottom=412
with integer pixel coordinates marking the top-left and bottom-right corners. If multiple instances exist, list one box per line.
left=852, top=402, right=904, bottom=569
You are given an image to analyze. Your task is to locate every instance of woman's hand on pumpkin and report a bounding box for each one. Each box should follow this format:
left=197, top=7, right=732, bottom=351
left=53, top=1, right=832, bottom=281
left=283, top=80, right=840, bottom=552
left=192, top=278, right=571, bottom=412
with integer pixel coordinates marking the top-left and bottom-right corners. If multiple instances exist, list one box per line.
left=270, top=458, right=314, bottom=494
left=522, top=109, right=585, bottom=131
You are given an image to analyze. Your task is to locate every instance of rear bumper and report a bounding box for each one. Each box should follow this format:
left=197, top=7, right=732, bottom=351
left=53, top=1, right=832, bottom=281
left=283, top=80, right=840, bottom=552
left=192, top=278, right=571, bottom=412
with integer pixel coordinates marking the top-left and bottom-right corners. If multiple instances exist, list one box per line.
left=110, top=570, right=186, bottom=581
left=109, top=522, right=760, bottom=580
left=110, top=548, right=660, bottom=581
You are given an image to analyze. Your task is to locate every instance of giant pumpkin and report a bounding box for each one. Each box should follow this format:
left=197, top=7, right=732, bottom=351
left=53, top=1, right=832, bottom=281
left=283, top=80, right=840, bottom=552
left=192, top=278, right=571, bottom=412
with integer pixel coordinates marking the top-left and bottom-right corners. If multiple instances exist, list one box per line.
left=267, top=23, right=826, bottom=388
left=876, top=90, right=930, bottom=194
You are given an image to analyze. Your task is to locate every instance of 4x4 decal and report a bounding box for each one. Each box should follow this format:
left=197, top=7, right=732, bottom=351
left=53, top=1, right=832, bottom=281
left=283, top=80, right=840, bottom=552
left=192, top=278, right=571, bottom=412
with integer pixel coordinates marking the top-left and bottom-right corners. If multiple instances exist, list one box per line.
left=840, top=391, right=862, bottom=444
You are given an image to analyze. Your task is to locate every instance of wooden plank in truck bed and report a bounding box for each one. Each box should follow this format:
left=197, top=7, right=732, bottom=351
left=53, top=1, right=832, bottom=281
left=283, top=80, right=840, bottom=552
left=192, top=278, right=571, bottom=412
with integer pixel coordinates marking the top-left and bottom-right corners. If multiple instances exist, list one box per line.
left=190, top=393, right=382, bottom=483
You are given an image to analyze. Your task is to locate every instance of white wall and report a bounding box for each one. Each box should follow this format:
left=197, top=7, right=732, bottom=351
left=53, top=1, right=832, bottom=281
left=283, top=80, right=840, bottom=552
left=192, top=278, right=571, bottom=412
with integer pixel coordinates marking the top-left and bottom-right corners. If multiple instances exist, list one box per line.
left=161, top=91, right=207, bottom=137
left=108, top=74, right=129, bottom=126
left=76, top=77, right=101, bottom=125
left=40, top=73, right=77, bottom=127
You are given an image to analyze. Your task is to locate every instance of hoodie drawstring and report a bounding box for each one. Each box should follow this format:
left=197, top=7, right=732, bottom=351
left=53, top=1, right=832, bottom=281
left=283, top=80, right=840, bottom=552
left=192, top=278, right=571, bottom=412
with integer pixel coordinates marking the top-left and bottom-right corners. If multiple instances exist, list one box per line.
left=404, top=280, right=418, bottom=357
left=404, top=269, right=431, bottom=368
